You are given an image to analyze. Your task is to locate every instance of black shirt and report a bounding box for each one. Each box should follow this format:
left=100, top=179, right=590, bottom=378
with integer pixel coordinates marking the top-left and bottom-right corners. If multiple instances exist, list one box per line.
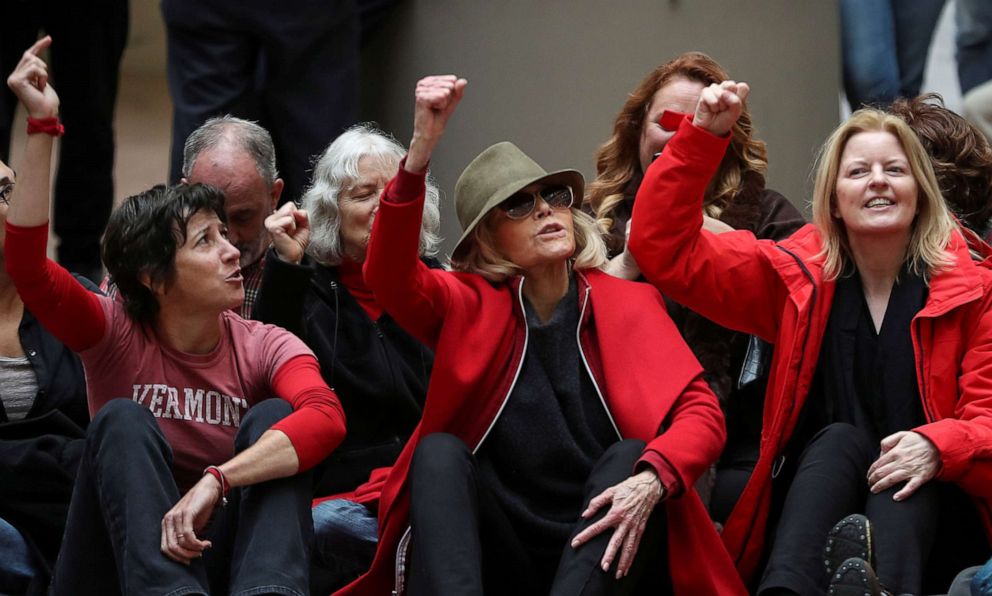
left=476, top=276, right=617, bottom=559
left=806, top=267, right=928, bottom=443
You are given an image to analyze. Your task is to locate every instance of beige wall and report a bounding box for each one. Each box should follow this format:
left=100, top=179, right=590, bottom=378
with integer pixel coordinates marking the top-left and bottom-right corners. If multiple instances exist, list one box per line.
left=359, top=1, right=840, bottom=253
left=124, top=1, right=841, bottom=255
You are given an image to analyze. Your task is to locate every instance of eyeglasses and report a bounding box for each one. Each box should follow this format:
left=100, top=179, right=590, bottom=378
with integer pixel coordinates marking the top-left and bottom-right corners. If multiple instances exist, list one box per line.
left=497, top=185, right=574, bottom=219
left=0, top=182, right=13, bottom=206
left=658, top=110, right=693, bottom=132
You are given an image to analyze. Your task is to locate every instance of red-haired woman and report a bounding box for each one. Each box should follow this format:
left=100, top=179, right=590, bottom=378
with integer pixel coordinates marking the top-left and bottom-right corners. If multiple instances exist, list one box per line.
left=587, top=52, right=805, bottom=522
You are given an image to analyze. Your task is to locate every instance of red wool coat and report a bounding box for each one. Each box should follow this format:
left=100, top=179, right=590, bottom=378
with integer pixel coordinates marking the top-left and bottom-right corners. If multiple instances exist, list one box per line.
left=629, top=120, right=992, bottom=585
left=334, top=167, right=746, bottom=596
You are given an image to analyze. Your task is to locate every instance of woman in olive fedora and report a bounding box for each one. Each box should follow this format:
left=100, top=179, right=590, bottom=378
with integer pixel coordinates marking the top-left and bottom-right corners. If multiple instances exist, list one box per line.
left=334, top=75, right=743, bottom=596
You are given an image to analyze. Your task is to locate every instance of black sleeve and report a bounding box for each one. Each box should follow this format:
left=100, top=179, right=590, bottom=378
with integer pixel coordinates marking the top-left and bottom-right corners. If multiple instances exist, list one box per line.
left=755, top=189, right=807, bottom=241
left=251, top=247, right=316, bottom=339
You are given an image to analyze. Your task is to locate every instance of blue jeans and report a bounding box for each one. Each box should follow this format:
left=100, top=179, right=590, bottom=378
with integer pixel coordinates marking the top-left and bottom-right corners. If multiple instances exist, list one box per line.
left=974, top=557, right=992, bottom=596
left=0, top=517, right=41, bottom=594
left=310, top=499, right=378, bottom=594
left=840, top=0, right=945, bottom=108
left=51, top=398, right=313, bottom=596
left=957, top=0, right=992, bottom=94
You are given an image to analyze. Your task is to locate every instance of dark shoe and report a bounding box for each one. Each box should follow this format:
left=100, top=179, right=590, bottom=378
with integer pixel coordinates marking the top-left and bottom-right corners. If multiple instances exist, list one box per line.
left=824, top=513, right=874, bottom=578
left=828, top=557, right=884, bottom=596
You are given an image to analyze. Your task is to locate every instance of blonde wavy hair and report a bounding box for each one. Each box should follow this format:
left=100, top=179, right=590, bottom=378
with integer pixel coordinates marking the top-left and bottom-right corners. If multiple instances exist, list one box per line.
left=812, top=108, right=956, bottom=280
left=450, top=208, right=607, bottom=282
left=586, top=52, right=768, bottom=236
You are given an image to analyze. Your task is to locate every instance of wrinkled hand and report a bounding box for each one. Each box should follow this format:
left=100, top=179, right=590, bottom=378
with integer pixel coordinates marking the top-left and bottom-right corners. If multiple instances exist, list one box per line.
left=605, top=219, right=641, bottom=280
left=406, top=75, right=467, bottom=173
left=692, top=80, right=749, bottom=137
left=867, top=431, right=940, bottom=501
left=570, top=469, right=664, bottom=579
left=265, top=202, right=310, bottom=264
left=160, top=474, right=222, bottom=564
left=6, top=36, right=58, bottom=119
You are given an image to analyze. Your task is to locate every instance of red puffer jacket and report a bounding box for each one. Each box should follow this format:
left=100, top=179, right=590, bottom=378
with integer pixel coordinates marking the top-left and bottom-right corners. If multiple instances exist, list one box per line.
left=334, top=166, right=746, bottom=595
left=629, top=119, right=992, bottom=585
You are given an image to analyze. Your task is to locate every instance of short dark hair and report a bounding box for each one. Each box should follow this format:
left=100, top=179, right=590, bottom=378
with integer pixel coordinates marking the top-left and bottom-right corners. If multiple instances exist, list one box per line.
left=890, top=93, right=992, bottom=234
left=102, top=183, right=227, bottom=323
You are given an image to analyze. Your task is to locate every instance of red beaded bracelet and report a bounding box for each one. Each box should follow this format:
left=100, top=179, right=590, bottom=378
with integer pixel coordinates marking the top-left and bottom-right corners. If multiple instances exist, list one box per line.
left=203, top=465, right=229, bottom=507
left=26, top=116, right=64, bottom=137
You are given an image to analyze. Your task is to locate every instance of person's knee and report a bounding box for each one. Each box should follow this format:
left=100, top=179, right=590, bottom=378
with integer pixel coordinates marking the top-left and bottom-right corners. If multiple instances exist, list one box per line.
left=412, top=433, right=471, bottom=481
left=811, top=422, right=873, bottom=452
left=88, top=398, right=156, bottom=443
left=236, top=398, right=293, bottom=451
left=807, top=422, right=876, bottom=469
left=312, top=499, right=377, bottom=552
left=604, top=439, right=646, bottom=461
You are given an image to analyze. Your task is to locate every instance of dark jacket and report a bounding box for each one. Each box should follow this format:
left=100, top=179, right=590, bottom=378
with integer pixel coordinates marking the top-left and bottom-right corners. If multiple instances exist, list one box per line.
left=0, top=276, right=97, bottom=594
left=253, top=249, right=433, bottom=495
left=629, top=119, right=992, bottom=584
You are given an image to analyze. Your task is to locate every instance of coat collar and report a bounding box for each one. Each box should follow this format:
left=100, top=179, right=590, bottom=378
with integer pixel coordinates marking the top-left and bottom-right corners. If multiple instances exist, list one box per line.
left=777, top=224, right=987, bottom=318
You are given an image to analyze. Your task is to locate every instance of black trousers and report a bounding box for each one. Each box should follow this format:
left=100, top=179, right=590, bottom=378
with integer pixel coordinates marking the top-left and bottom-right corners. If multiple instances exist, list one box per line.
left=51, top=398, right=313, bottom=596
left=159, top=0, right=360, bottom=204
left=759, top=422, right=987, bottom=596
left=407, top=434, right=670, bottom=596
left=0, top=0, right=127, bottom=279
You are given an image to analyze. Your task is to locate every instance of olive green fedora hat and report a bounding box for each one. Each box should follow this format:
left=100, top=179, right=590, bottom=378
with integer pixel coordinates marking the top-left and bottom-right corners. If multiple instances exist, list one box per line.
left=451, top=141, right=585, bottom=260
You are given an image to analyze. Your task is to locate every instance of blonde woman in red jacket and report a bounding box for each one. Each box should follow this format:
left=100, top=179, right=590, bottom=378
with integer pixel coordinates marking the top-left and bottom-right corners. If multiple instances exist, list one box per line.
left=629, top=82, right=992, bottom=595
left=334, top=76, right=743, bottom=596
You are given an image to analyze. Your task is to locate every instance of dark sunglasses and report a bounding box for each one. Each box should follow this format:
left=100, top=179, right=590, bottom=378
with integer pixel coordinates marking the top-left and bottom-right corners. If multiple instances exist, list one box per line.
left=658, top=110, right=693, bottom=132
left=497, top=184, right=574, bottom=219
left=0, top=182, right=13, bottom=206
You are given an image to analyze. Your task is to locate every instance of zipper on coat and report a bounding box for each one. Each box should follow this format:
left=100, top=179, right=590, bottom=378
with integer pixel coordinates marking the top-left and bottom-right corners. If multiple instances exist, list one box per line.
left=394, top=281, right=532, bottom=594
left=393, top=526, right=413, bottom=595
left=734, top=246, right=819, bottom=564
left=471, top=280, right=531, bottom=454
left=912, top=319, right=937, bottom=423
left=575, top=283, right=622, bottom=440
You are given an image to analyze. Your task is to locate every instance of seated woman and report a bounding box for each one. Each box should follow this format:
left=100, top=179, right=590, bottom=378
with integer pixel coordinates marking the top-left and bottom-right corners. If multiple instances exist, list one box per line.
left=586, top=52, right=805, bottom=521
left=628, top=81, right=992, bottom=595
left=252, top=124, right=442, bottom=593
left=0, top=157, right=93, bottom=596
left=889, top=93, right=992, bottom=240
left=5, top=38, right=345, bottom=596
left=335, top=76, right=742, bottom=596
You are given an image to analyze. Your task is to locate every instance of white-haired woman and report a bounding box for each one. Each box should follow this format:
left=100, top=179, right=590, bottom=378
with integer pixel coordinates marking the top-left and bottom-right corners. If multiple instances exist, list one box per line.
left=336, top=76, right=744, bottom=596
left=253, top=123, right=442, bottom=593
left=628, top=83, right=992, bottom=595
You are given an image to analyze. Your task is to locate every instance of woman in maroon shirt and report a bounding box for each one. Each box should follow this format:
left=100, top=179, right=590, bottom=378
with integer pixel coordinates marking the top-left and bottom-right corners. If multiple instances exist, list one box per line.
left=5, top=38, right=345, bottom=596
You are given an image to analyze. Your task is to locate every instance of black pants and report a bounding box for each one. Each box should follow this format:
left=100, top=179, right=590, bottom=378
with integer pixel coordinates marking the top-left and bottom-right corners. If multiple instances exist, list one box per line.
left=51, top=398, right=313, bottom=596
left=760, top=422, right=987, bottom=596
left=159, top=0, right=360, bottom=204
left=407, top=434, right=670, bottom=596
left=0, top=0, right=127, bottom=279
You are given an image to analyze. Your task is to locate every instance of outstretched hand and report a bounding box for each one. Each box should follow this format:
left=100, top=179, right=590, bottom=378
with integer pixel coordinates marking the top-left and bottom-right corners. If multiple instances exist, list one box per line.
left=7, top=36, right=59, bottom=119
left=265, top=202, right=310, bottom=264
left=692, top=80, right=749, bottom=137
left=406, top=75, right=467, bottom=173
left=570, top=469, right=664, bottom=579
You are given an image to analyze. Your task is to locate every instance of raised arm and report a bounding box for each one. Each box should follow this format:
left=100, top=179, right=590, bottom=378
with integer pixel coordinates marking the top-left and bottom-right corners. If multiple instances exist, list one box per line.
left=628, top=81, right=785, bottom=342
left=364, top=75, right=467, bottom=346
left=252, top=203, right=313, bottom=334
left=4, top=37, right=104, bottom=351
